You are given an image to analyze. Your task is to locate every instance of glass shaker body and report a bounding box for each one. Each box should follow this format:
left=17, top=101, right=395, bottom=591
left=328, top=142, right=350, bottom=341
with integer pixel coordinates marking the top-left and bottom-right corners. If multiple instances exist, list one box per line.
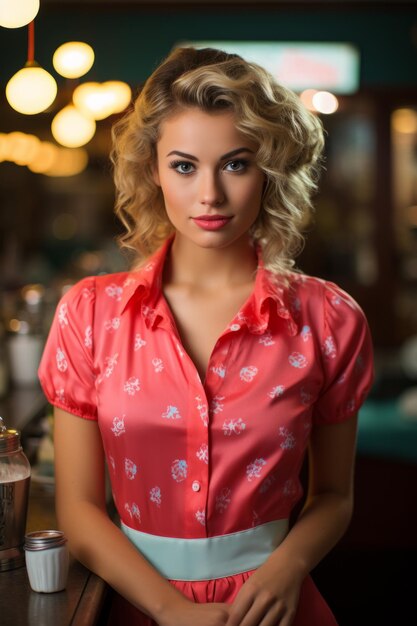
left=0, top=428, right=31, bottom=571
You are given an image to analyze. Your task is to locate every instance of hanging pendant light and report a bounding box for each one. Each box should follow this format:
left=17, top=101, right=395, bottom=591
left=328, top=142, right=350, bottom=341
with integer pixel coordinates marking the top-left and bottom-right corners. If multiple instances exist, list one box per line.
left=73, top=82, right=113, bottom=120
left=6, top=21, right=57, bottom=115
left=51, top=105, right=96, bottom=148
left=6, top=63, right=57, bottom=114
left=0, top=0, right=39, bottom=28
left=53, top=41, right=95, bottom=79
left=73, top=81, right=132, bottom=120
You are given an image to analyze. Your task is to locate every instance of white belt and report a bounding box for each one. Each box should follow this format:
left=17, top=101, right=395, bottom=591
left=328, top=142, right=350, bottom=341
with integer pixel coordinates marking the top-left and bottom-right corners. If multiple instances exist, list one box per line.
left=121, top=519, right=289, bottom=581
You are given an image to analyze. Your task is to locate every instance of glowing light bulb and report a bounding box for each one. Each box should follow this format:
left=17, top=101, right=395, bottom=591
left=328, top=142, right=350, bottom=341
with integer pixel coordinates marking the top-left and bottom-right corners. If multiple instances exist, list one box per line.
left=103, top=81, right=132, bottom=113
left=51, top=105, right=96, bottom=148
left=73, top=82, right=114, bottom=120
left=73, top=81, right=132, bottom=120
left=6, top=64, right=57, bottom=115
left=0, top=0, right=39, bottom=28
left=311, top=91, right=339, bottom=115
left=53, top=41, right=95, bottom=79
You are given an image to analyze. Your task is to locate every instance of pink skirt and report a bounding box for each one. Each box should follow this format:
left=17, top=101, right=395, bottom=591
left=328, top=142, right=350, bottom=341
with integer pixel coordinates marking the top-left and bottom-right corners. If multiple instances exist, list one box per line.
left=107, top=570, right=338, bottom=625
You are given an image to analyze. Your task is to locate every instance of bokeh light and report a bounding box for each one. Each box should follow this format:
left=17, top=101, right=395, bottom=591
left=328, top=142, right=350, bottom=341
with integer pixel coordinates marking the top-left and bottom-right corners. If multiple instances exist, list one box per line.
left=51, top=105, right=96, bottom=147
left=6, top=65, right=57, bottom=115
left=392, top=109, right=417, bottom=134
left=53, top=41, right=95, bottom=79
left=0, top=0, right=39, bottom=29
left=311, top=91, right=339, bottom=115
left=73, top=81, right=132, bottom=120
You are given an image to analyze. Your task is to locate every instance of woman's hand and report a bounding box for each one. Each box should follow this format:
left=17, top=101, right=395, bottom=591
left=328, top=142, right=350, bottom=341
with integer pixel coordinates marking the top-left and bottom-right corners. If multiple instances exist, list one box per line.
left=225, top=559, right=304, bottom=626
left=225, top=415, right=359, bottom=626
left=157, top=597, right=230, bottom=626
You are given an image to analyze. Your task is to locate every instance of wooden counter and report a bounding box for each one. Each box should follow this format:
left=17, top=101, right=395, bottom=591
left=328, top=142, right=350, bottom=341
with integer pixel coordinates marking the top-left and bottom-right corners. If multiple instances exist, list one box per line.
left=0, top=479, right=110, bottom=626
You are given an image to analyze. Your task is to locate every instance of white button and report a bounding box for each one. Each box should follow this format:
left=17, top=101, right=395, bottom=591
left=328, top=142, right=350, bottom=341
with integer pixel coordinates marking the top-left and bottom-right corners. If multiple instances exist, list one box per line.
left=192, top=481, right=201, bottom=492
left=230, top=323, right=240, bottom=331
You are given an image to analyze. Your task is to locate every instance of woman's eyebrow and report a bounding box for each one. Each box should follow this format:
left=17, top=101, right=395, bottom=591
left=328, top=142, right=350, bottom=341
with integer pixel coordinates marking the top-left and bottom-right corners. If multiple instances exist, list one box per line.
left=166, top=147, right=254, bottom=161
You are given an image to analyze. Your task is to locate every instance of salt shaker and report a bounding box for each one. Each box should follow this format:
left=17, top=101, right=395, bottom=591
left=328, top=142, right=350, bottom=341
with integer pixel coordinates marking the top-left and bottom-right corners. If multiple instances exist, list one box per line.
left=24, top=530, right=69, bottom=593
left=0, top=416, right=31, bottom=571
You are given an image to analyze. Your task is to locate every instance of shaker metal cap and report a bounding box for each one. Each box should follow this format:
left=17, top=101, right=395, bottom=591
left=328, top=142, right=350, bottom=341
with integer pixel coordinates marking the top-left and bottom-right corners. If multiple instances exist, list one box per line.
left=0, top=417, right=21, bottom=453
left=24, top=530, right=67, bottom=551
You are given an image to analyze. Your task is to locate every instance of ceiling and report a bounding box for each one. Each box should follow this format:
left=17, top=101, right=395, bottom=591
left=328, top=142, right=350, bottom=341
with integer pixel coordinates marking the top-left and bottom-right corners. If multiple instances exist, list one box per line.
left=1, top=0, right=415, bottom=87
left=39, top=1, right=417, bottom=4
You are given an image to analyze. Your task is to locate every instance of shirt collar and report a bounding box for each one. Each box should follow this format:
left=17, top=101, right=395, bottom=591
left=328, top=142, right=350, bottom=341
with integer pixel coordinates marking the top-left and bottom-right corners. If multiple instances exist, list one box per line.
left=119, top=237, right=173, bottom=314
left=240, top=247, right=299, bottom=336
left=119, top=236, right=298, bottom=336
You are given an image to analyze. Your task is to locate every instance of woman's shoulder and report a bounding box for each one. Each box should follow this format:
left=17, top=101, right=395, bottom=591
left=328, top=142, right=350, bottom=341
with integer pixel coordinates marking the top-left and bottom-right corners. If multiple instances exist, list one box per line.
left=279, top=271, right=369, bottom=336
left=65, top=271, right=136, bottom=294
left=287, top=271, right=364, bottom=311
left=58, top=271, right=134, bottom=313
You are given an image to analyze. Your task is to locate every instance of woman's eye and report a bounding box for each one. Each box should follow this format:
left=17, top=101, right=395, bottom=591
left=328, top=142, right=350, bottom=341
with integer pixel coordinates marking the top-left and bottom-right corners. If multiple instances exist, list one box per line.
left=224, top=160, right=248, bottom=173
left=170, top=161, right=195, bottom=175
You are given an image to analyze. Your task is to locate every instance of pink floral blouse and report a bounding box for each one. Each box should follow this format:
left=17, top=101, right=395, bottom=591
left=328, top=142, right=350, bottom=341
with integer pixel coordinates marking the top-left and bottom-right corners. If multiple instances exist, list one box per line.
left=38, top=236, right=373, bottom=624
left=39, top=236, right=373, bottom=539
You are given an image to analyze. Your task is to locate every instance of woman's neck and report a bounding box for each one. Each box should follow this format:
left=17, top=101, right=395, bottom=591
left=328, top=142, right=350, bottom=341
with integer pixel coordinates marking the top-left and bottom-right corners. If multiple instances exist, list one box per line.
left=164, top=234, right=258, bottom=290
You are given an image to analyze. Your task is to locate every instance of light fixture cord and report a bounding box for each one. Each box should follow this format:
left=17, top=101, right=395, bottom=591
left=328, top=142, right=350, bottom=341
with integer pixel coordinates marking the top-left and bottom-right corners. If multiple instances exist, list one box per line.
left=28, top=21, right=35, bottom=63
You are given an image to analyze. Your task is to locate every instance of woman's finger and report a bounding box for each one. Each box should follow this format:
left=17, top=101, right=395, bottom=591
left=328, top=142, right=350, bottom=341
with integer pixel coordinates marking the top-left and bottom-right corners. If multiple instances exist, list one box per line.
left=226, top=593, right=255, bottom=626
left=229, top=594, right=284, bottom=626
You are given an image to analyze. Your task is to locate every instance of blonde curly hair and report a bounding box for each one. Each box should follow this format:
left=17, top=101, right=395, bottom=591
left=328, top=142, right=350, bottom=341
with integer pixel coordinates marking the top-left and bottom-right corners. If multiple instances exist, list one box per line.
left=111, top=46, right=324, bottom=274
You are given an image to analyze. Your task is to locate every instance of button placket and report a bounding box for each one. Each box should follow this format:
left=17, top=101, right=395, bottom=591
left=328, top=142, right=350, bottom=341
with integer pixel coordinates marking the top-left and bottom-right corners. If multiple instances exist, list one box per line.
left=205, top=336, right=232, bottom=394
left=184, top=372, right=210, bottom=536
left=185, top=334, right=233, bottom=535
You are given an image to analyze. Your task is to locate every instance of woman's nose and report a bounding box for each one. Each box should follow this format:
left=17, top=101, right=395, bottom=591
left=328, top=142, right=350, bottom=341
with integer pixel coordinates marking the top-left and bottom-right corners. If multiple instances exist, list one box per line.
left=199, top=170, right=225, bottom=206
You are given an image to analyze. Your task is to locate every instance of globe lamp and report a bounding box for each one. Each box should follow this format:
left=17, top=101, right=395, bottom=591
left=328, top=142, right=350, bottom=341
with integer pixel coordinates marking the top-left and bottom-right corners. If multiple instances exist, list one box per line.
left=53, top=41, right=95, bottom=79
left=0, top=0, right=39, bottom=28
left=52, top=105, right=96, bottom=148
left=6, top=62, right=57, bottom=115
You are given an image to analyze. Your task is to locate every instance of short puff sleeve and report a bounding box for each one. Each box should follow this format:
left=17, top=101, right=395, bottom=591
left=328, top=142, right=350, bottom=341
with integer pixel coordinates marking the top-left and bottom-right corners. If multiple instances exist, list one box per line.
left=38, top=277, right=97, bottom=420
left=313, top=281, right=374, bottom=425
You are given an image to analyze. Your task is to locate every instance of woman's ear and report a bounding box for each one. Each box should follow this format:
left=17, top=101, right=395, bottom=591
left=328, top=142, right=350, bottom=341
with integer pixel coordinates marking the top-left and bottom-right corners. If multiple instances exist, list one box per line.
left=152, top=164, right=161, bottom=187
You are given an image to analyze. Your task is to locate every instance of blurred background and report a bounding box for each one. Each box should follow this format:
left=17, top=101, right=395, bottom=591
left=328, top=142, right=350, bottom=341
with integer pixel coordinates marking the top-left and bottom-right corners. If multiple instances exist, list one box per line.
left=0, top=1, right=416, bottom=625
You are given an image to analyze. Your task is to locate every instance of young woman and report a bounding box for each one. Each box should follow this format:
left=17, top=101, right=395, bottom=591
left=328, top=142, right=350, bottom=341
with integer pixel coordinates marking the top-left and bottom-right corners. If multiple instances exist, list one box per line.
left=38, top=47, right=374, bottom=626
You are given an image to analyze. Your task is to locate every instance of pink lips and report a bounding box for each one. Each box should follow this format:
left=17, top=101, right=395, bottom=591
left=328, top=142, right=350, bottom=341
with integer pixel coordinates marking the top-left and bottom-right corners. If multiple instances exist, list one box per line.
left=192, top=214, right=232, bottom=231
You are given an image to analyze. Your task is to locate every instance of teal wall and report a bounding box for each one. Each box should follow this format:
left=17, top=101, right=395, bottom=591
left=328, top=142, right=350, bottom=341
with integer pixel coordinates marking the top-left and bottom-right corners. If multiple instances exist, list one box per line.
left=1, top=5, right=417, bottom=90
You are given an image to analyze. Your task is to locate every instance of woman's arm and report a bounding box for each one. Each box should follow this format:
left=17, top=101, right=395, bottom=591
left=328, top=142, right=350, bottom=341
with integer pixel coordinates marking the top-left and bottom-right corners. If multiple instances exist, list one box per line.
left=54, top=407, right=230, bottom=626
left=226, top=414, right=358, bottom=626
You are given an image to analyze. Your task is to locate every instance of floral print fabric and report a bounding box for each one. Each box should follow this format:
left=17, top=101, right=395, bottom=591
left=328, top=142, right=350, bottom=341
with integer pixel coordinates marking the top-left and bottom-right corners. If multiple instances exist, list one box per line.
left=39, top=236, right=373, bottom=539
left=38, top=236, right=373, bottom=623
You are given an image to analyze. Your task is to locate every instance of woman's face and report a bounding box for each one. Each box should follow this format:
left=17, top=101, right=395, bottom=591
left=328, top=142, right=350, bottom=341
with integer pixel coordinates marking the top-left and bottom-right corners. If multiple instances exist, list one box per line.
left=153, top=107, right=265, bottom=251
